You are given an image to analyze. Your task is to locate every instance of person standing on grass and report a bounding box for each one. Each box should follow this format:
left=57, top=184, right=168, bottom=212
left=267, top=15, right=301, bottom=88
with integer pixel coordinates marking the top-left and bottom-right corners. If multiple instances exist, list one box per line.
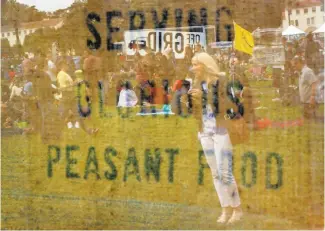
left=83, top=49, right=102, bottom=102
left=22, top=54, right=33, bottom=78
left=46, top=53, right=57, bottom=83
left=57, top=61, right=74, bottom=90
left=57, top=60, right=99, bottom=134
left=57, top=60, right=75, bottom=128
left=285, top=42, right=296, bottom=84
left=292, top=55, right=318, bottom=120
left=305, top=33, right=320, bottom=73
left=174, top=52, right=243, bottom=224
left=30, top=56, right=60, bottom=141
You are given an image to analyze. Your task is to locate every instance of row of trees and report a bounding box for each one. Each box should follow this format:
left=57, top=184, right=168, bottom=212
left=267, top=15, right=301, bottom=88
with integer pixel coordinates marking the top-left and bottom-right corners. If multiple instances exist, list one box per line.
left=1, top=0, right=47, bottom=27
left=1, top=0, right=87, bottom=26
left=1, top=0, right=89, bottom=57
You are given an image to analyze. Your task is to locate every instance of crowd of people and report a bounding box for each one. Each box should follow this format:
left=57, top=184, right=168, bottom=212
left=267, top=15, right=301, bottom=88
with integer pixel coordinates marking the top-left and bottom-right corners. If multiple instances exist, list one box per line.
left=280, top=33, right=324, bottom=111
left=1, top=30, right=324, bottom=225
left=1, top=32, right=324, bottom=137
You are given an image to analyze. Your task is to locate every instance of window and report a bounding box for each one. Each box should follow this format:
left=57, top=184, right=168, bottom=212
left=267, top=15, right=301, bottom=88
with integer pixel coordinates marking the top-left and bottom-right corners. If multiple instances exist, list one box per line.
left=304, top=8, right=308, bottom=14
left=13, top=31, right=16, bottom=35
left=307, top=18, right=310, bottom=25
left=295, top=20, right=299, bottom=27
left=312, top=7, right=316, bottom=13
left=24, top=30, right=27, bottom=34
left=290, top=20, right=294, bottom=25
left=29, top=30, right=32, bottom=33
left=18, top=31, right=21, bottom=35
left=321, top=5, right=324, bottom=11
left=296, top=9, right=300, bottom=15
left=311, top=17, right=315, bottom=24
left=7, top=32, right=10, bottom=36
left=1, top=33, right=4, bottom=37
left=288, top=9, right=292, bottom=15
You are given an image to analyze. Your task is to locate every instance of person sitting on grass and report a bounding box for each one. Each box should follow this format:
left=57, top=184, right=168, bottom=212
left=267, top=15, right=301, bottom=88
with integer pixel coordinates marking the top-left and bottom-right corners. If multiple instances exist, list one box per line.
left=118, top=81, right=138, bottom=107
left=150, top=71, right=172, bottom=106
left=134, top=58, right=154, bottom=110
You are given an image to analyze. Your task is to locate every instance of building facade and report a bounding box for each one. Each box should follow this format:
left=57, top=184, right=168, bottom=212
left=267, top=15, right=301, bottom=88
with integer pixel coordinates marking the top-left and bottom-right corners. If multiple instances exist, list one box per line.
left=1, top=18, right=63, bottom=47
left=282, top=0, right=324, bottom=32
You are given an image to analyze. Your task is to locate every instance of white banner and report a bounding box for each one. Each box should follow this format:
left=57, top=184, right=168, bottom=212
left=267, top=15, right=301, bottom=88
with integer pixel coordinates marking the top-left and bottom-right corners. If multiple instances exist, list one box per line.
left=124, top=29, right=206, bottom=59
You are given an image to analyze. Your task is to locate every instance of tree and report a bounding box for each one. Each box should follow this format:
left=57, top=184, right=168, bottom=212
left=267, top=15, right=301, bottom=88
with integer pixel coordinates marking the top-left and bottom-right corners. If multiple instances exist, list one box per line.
left=24, top=28, right=57, bottom=54
left=1, top=0, right=47, bottom=26
left=1, top=38, right=10, bottom=49
left=54, top=1, right=89, bottom=55
left=1, top=38, right=11, bottom=57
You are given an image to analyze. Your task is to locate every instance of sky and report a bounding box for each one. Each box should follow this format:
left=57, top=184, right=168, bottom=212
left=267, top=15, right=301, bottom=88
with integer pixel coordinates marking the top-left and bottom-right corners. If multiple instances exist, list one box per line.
left=16, top=0, right=75, bottom=12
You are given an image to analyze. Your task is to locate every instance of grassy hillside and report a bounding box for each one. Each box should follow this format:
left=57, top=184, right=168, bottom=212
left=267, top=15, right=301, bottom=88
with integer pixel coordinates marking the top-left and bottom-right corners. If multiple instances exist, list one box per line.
left=2, top=81, right=324, bottom=229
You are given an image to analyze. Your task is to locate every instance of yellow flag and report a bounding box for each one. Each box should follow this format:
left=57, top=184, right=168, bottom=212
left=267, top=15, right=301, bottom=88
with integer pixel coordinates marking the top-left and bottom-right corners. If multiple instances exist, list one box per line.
left=234, top=22, right=254, bottom=55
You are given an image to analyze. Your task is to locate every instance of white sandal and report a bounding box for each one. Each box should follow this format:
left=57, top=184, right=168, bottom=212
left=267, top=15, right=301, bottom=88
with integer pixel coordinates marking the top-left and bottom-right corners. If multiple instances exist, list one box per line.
left=217, top=212, right=232, bottom=224
left=227, top=210, right=243, bottom=224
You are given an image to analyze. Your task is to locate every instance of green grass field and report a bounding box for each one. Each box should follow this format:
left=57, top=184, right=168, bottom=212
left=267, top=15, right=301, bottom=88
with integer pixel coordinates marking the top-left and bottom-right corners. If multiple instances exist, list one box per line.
left=1, top=80, right=324, bottom=229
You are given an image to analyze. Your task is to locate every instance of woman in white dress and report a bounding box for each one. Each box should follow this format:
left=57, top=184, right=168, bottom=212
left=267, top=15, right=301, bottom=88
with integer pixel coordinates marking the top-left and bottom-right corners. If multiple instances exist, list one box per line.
left=184, top=52, right=243, bottom=224
left=118, top=81, right=138, bottom=107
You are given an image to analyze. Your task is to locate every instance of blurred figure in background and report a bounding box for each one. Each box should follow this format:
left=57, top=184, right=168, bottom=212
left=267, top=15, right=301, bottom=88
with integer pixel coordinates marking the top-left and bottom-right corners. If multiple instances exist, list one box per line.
left=83, top=49, right=102, bottom=102
left=292, top=55, right=318, bottom=120
left=8, top=65, right=16, bottom=82
left=117, top=81, right=138, bottom=107
left=163, top=47, right=176, bottom=83
left=46, top=53, right=57, bottom=83
left=22, top=54, right=33, bottom=78
left=305, top=33, right=320, bottom=72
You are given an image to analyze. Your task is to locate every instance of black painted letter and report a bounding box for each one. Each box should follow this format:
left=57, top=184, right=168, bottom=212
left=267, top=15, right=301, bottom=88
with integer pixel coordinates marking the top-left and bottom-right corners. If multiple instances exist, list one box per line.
left=66, top=145, right=80, bottom=178
left=151, top=9, right=168, bottom=29
left=84, top=146, right=101, bottom=180
left=123, top=147, right=141, bottom=182
left=175, top=9, right=183, bottom=29
left=241, top=152, right=257, bottom=188
left=144, top=148, right=161, bottom=182
left=107, top=11, right=123, bottom=51
left=77, top=81, right=92, bottom=118
left=216, top=7, right=232, bottom=42
left=165, top=148, right=179, bottom=183
left=198, top=150, right=210, bottom=185
left=104, top=146, right=118, bottom=180
left=266, top=153, right=283, bottom=189
left=128, top=11, right=145, bottom=30
left=86, top=12, right=101, bottom=50
left=48, top=145, right=60, bottom=178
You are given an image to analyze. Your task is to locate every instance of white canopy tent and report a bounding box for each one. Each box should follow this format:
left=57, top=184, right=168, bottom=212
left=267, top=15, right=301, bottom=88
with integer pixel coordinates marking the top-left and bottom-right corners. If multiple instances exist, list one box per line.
left=282, top=25, right=305, bottom=36
left=313, top=23, right=325, bottom=34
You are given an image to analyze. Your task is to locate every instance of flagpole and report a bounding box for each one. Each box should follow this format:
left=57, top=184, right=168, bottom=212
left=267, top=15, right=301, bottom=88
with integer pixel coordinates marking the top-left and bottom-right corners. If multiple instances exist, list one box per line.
left=230, top=21, right=236, bottom=97
left=232, top=21, right=235, bottom=52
